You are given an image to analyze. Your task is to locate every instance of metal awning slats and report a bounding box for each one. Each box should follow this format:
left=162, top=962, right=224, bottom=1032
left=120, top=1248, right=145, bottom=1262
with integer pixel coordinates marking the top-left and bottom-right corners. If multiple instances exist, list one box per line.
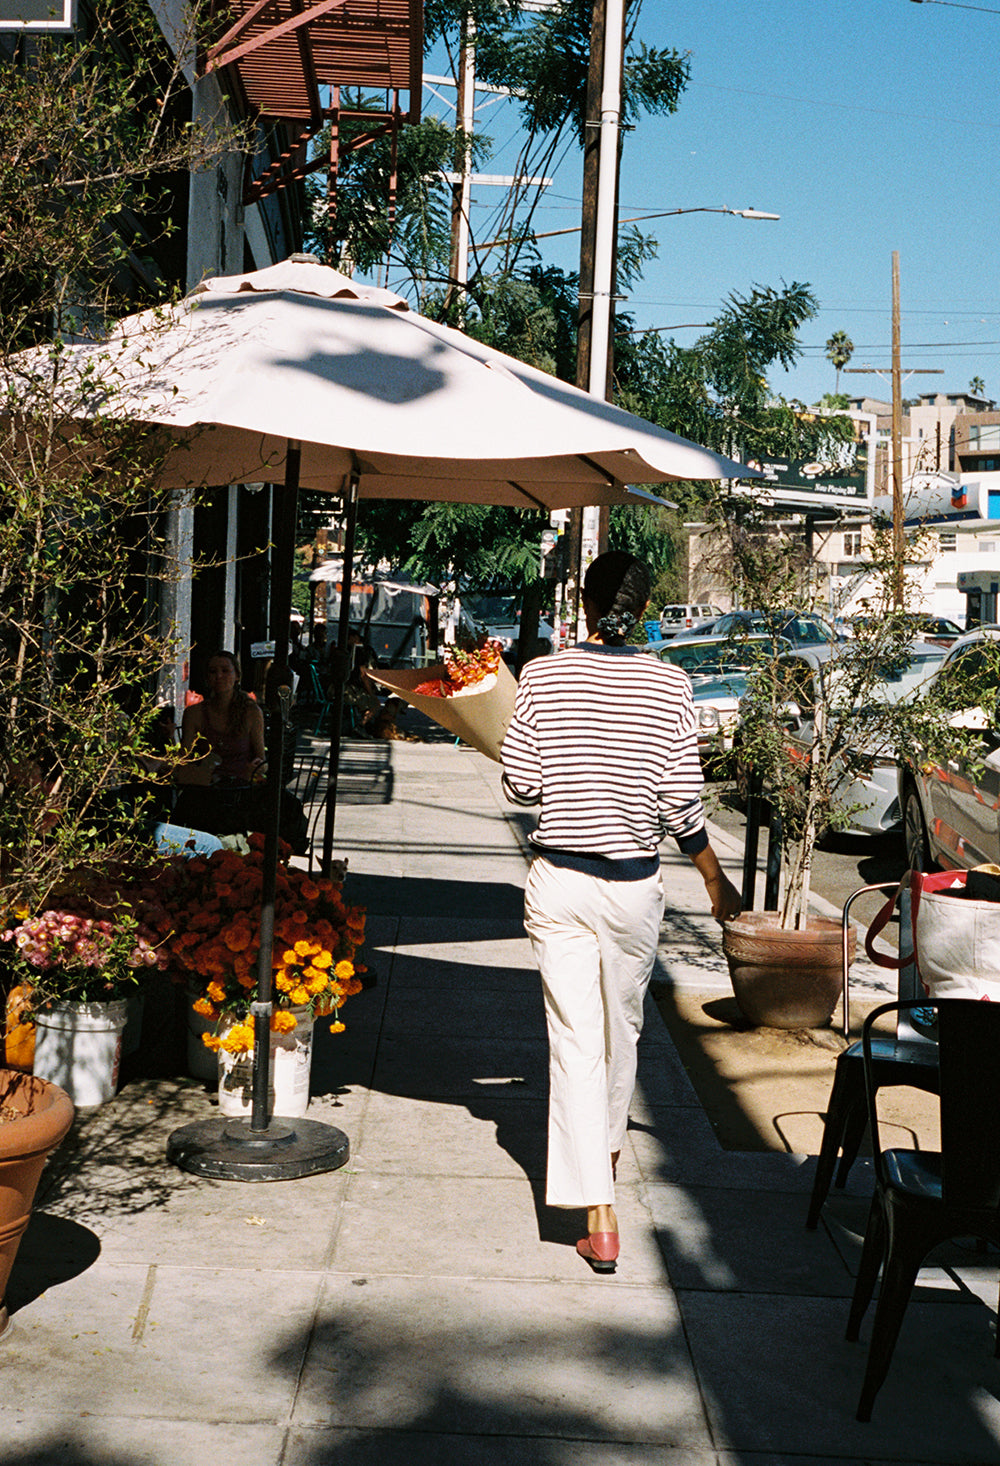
left=207, top=0, right=422, bottom=124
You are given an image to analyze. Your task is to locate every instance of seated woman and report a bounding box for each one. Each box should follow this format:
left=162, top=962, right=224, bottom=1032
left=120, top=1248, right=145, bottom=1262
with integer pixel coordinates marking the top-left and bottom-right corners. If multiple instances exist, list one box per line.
left=172, top=651, right=266, bottom=838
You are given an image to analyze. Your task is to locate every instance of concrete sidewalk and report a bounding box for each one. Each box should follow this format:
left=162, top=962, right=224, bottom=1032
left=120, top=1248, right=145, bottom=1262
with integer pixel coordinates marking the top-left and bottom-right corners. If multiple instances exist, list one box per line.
left=2, top=739, right=999, bottom=1465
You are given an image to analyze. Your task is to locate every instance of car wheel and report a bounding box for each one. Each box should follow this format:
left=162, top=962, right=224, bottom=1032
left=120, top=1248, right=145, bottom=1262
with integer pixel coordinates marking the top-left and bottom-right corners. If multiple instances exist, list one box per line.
left=902, top=781, right=932, bottom=872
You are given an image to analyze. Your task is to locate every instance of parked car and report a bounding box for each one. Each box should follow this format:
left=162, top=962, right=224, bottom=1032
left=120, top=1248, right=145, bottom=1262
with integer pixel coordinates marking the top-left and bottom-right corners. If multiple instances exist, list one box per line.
left=464, top=594, right=554, bottom=663
left=848, top=613, right=964, bottom=649
left=695, top=609, right=843, bottom=648
left=737, top=640, right=947, bottom=836
left=656, top=634, right=787, bottom=768
left=659, top=602, right=721, bottom=639
left=898, top=627, right=1000, bottom=870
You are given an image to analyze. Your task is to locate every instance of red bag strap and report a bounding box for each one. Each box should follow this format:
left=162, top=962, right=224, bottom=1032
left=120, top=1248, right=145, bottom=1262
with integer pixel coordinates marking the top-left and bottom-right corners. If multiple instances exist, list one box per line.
left=864, top=876, right=908, bottom=968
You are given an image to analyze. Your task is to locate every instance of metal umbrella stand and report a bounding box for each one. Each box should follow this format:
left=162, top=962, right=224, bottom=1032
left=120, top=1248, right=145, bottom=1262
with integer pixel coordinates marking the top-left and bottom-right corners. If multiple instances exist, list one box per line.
left=167, top=443, right=350, bottom=1180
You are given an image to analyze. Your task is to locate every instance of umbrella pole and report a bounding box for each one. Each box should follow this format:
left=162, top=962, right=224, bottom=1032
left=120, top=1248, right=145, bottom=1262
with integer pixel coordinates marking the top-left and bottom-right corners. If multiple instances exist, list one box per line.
left=166, top=441, right=349, bottom=1180
left=320, top=470, right=359, bottom=877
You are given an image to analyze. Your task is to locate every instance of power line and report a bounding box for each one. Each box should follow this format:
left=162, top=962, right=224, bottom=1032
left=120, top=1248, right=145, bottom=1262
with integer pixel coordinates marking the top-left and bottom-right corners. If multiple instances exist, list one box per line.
left=909, top=0, right=1000, bottom=12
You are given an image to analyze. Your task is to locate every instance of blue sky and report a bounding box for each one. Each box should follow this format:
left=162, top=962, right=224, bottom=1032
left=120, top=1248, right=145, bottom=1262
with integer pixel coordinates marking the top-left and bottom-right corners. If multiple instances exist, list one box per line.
left=420, top=0, right=1000, bottom=409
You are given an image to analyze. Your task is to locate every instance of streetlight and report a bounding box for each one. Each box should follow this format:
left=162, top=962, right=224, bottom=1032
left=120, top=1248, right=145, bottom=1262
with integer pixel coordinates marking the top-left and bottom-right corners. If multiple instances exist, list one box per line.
left=475, top=205, right=780, bottom=254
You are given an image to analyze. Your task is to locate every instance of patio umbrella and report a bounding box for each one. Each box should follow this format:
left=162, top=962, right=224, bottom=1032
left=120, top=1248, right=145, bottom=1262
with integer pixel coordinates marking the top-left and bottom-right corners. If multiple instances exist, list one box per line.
left=23, top=255, right=754, bottom=1177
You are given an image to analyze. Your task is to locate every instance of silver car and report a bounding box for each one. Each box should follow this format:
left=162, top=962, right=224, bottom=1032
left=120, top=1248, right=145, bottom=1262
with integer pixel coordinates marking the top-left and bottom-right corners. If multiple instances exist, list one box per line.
left=899, top=628, right=1000, bottom=870
left=657, top=634, right=785, bottom=768
left=743, top=640, right=946, bottom=837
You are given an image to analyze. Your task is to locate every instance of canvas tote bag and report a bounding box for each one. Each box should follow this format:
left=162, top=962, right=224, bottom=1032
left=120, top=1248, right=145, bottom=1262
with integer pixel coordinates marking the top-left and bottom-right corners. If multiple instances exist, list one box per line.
left=864, top=866, right=1000, bottom=1001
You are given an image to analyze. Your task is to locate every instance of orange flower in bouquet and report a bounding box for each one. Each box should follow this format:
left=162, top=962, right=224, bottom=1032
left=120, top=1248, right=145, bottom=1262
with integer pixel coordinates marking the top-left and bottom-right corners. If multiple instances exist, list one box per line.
left=153, top=833, right=366, bottom=1054
left=414, top=638, right=502, bottom=698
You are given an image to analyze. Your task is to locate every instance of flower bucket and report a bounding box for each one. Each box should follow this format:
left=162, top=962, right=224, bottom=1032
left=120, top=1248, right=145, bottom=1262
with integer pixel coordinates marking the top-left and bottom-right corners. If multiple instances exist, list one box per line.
left=217, top=1006, right=313, bottom=1119
left=32, top=1001, right=127, bottom=1107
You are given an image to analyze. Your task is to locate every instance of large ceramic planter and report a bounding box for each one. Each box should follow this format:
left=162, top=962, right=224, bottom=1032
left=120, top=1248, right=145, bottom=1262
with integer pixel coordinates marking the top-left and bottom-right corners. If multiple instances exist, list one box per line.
left=32, top=1001, right=128, bottom=1107
left=0, top=1069, right=74, bottom=1338
left=217, top=1006, right=314, bottom=1119
left=722, top=911, right=854, bottom=1029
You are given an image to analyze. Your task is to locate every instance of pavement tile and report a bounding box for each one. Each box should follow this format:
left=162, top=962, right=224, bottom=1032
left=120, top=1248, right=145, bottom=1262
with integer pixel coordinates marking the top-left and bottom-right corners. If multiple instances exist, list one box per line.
left=348, top=1091, right=549, bottom=1179
left=368, top=1033, right=549, bottom=1100
left=285, top=1430, right=720, bottom=1465
left=331, top=1173, right=667, bottom=1283
left=643, top=1181, right=857, bottom=1296
left=679, top=1290, right=1000, bottom=1462
left=292, top=1274, right=711, bottom=1448
left=379, top=972, right=546, bottom=1038
left=628, top=1103, right=813, bottom=1192
left=0, top=1415, right=285, bottom=1466
left=2, top=1262, right=319, bottom=1422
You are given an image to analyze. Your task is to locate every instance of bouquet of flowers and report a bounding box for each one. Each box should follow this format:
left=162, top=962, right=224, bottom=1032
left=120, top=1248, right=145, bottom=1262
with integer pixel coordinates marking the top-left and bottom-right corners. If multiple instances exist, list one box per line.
left=413, top=640, right=503, bottom=699
left=371, top=639, right=517, bottom=762
left=151, top=833, right=366, bottom=1055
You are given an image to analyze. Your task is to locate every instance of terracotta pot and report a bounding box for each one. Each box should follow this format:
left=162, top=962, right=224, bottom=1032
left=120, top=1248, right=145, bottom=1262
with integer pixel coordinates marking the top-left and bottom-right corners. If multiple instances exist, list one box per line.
left=722, top=910, right=854, bottom=1029
left=0, top=1069, right=75, bottom=1337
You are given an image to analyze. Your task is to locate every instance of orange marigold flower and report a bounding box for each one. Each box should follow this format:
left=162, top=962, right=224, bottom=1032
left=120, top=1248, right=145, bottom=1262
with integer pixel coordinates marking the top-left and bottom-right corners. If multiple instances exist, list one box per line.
left=237, top=971, right=255, bottom=989
left=344, top=977, right=363, bottom=996
left=220, top=1022, right=254, bottom=1054
left=224, top=925, right=252, bottom=952
left=294, top=938, right=318, bottom=958
left=289, top=985, right=310, bottom=1006
left=328, top=1020, right=346, bottom=1034
left=311, top=950, right=333, bottom=970
left=334, top=960, right=355, bottom=981
left=192, top=998, right=217, bottom=1018
left=300, top=880, right=319, bottom=900
left=271, top=1010, right=297, bottom=1033
left=206, top=980, right=227, bottom=1004
left=274, top=972, right=294, bottom=993
left=201, top=1034, right=222, bottom=1052
left=306, top=972, right=328, bottom=995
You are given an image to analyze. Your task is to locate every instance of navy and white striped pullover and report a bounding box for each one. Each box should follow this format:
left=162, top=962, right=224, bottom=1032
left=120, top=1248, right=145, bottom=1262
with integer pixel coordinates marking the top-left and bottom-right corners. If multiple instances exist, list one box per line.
left=500, top=643, right=707, bottom=878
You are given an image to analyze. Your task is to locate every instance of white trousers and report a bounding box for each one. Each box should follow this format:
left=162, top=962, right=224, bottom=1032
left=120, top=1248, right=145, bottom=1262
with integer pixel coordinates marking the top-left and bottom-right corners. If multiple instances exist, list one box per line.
left=524, top=856, right=665, bottom=1209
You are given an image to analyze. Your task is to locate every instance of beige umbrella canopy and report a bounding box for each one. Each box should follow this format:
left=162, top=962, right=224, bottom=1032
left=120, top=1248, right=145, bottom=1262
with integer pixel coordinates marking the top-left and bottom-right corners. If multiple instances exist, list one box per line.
left=54, top=254, right=749, bottom=505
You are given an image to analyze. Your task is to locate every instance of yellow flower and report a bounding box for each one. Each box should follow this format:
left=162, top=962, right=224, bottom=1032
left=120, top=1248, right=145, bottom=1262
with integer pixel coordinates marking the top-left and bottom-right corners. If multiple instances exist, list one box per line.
left=206, top=980, right=227, bottom=1004
left=271, top=1010, right=297, bottom=1034
left=289, top=985, right=310, bottom=1006
left=334, top=960, right=354, bottom=981
left=294, top=938, right=318, bottom=958
left=201, top=1034, right=222, bottom=1052
left=192, top=998, right=217, bottom=1018
left=311, top=949, right=333, bottom=970
left=220, top=1022, right=254, bottom=1054
left=328, top=1020, right=346, bottom=1034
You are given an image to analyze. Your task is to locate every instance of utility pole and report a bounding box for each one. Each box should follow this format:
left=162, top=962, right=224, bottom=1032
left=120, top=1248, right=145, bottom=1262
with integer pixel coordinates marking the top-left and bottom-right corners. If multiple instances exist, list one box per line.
left=843, top=252, right=942, bottom=609
left=567, top=0, right=624, bottom=642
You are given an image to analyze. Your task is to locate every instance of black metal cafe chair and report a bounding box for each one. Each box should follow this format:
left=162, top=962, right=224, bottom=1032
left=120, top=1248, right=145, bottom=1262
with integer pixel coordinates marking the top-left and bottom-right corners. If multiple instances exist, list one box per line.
left=846, top=997, right=1000, bottom=1421
left=806, top=882, right=940, bottom=1230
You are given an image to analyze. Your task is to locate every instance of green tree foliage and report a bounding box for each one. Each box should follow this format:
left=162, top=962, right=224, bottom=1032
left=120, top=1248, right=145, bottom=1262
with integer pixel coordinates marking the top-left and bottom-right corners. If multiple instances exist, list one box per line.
left=0, top=5, right=244, bottom=910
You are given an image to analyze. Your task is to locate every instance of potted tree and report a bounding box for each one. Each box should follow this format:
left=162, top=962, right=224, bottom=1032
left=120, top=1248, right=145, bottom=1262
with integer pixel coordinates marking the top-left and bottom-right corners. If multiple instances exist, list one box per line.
left=720, top=519, right=982, bottom=1027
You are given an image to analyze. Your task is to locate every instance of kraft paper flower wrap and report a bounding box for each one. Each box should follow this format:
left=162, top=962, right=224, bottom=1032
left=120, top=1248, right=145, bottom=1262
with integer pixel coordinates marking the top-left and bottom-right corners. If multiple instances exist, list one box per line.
left=370, top=641, right=517, bottom=762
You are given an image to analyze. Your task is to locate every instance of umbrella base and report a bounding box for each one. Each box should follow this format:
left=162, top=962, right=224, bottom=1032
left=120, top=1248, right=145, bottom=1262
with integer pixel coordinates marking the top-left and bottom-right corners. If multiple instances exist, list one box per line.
left=166, top=1115, right=349, bottom=1181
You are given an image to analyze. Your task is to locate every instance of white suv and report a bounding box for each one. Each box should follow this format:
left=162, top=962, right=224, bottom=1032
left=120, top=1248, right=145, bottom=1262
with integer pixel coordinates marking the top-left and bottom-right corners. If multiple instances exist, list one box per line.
left=659, top=603, right=721, bottom=639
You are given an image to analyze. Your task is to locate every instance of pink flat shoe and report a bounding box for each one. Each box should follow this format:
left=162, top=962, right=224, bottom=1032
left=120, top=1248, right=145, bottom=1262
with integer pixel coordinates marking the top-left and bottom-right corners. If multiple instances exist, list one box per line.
left=576, top=1231, right=619, bottom=1273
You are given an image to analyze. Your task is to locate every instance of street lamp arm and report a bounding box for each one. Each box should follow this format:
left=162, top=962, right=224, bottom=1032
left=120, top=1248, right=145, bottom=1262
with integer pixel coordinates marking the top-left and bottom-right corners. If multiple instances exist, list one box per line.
left=475, top=206, right=780, bottom=253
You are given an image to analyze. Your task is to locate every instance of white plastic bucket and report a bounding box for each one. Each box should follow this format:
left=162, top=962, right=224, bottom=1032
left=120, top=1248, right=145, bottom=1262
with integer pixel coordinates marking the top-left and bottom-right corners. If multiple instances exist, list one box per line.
left=216, top=1006, right=313, bottom=1119
left=32, top=1000, right=128, bottom=1107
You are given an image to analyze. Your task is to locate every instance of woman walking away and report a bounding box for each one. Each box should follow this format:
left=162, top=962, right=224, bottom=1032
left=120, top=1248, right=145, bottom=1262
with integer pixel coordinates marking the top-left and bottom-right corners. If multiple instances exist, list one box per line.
left=501, top=551, right=741, bottom=1273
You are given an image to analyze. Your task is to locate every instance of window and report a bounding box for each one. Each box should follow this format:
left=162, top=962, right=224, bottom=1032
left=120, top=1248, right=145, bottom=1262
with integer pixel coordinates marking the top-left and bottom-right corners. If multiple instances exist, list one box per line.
left=843, top=531, right=863, bottom=557
left=980, top=542, right=996, bottom=555
left=938, top=532, right=957, bottom=552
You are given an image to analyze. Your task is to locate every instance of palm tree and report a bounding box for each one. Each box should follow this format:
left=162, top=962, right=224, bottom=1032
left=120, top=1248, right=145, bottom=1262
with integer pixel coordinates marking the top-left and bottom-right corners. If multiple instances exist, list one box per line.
left=825, top=330, right=854, bottom=392
left=969, top=375, right=986, bottom=398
